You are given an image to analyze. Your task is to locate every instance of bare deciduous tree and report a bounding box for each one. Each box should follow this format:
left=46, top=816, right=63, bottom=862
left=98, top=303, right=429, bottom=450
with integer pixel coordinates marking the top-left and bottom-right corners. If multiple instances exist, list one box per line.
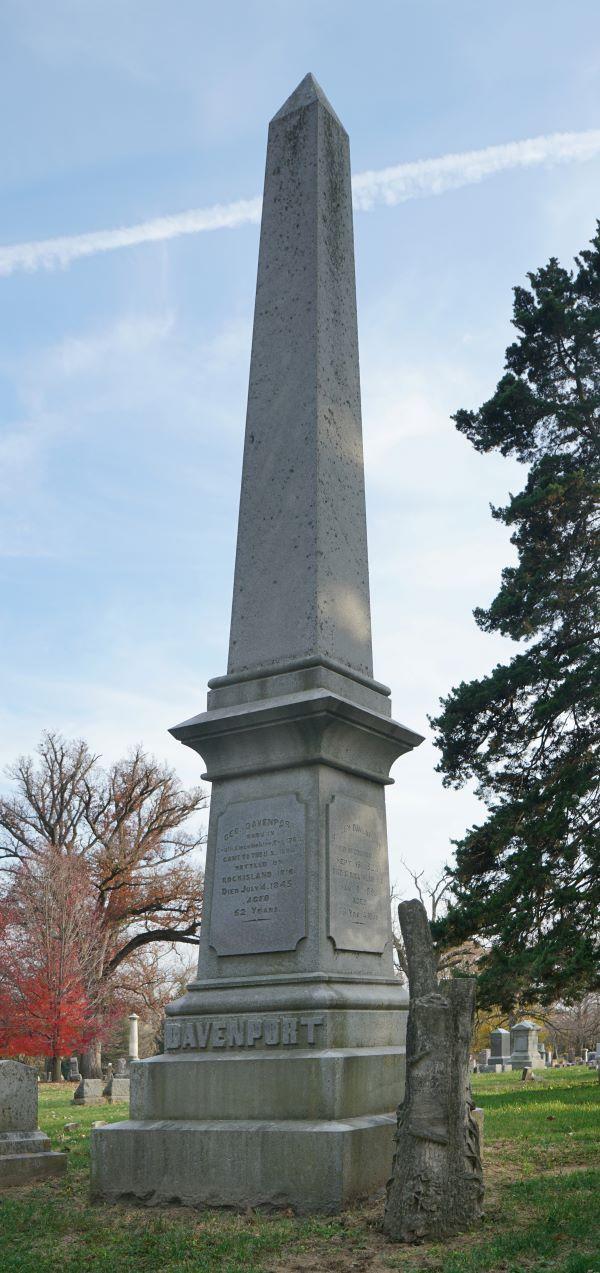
left=391, top=860, right=480, bottom=983
left=543, top=995, right=600, bottom=1059
left=0, top=732, right=207, bottom=1075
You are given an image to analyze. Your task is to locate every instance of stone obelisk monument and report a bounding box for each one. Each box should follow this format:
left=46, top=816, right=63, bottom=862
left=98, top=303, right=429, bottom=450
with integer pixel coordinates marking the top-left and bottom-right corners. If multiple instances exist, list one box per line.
left=91, top=73, right=423, bottom=1214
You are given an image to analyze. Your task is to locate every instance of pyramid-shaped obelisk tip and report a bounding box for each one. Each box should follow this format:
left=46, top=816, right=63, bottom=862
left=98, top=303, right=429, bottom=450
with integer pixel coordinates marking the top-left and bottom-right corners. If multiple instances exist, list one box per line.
left=271, top=72, right=345, bottom=130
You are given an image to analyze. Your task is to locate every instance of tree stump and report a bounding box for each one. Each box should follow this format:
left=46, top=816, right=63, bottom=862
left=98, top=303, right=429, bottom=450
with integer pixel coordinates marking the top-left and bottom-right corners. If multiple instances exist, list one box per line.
left=383, top=899, right=484, bottom=1243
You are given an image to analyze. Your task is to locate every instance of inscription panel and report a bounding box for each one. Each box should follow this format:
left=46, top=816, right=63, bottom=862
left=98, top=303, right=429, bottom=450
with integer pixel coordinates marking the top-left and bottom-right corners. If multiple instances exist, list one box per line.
left=210, top=793, right=306, bottom=956
left=164, top=1014, right=324, bottom=1052
left=327, top=794, right=389, bottom=953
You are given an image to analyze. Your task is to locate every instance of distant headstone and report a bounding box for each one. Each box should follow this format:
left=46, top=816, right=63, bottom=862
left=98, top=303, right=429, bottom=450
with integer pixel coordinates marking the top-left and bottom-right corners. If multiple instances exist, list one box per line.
left=100, top=1062, right=130, bottom=1100
left=72, top=1078, right=105, bottom=1107
left=489, top=1028, right=510, bottom=1070
left=510, top=1021, right=544, bottom=1070
left=67, top=1057, right=81, bottom=1083
left=109, top=1077, right=130, bottom=1103
left=0, top=1061, right=67, bottom=1188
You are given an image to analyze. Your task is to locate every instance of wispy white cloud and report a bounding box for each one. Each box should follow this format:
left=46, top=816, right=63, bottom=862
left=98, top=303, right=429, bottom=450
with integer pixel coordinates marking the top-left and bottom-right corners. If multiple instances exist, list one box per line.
left=1, top=129, right=599, bottom=278
left=0, top=199, right=263, bottom=277
left=351, top=129, right=600, bottom=209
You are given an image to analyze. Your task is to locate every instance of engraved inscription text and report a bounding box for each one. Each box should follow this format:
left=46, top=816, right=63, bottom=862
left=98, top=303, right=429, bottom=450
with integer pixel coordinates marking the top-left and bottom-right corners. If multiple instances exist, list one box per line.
left=164, top=1014, right=324, bottom=1052
left=327, top=794, right=389, bottom=953
left=209, top=793, right=306, bottom=956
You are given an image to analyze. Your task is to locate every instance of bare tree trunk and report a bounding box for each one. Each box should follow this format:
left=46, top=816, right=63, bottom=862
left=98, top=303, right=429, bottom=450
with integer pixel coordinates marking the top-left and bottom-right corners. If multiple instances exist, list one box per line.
left=51, top=1055, right=62, bottom=1083
left=384, top=899, right=484, bottom=1243
left=80, top=1038, right=103, bottom=1079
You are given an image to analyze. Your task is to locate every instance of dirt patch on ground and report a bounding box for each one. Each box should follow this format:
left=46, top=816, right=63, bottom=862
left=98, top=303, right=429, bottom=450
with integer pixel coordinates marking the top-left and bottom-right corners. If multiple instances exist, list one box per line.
left=263, top=1150, right=596, bottom=1273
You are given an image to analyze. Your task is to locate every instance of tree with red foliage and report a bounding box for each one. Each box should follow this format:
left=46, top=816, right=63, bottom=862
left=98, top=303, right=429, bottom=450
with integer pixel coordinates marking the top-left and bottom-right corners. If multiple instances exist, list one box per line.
left=0, top=855, right=100, bottom=1078
left=0, top=733, right=207, bottom=1075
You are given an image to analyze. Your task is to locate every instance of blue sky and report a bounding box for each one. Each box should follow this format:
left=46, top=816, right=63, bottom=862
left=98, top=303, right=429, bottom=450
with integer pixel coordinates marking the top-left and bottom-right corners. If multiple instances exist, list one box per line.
left=1, top=0, right=599, bottom=890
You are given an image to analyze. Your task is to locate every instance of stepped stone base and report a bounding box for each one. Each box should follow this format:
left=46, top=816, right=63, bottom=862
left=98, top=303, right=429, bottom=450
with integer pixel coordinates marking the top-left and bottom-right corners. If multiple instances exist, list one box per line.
left=91, top=998, right=406, bottom=1212
left=91, top=1113, right=395, bottom=1213
left=0, top=1132, right=67, bottom=1188
left=0, top=1152, right=67, bottom=1188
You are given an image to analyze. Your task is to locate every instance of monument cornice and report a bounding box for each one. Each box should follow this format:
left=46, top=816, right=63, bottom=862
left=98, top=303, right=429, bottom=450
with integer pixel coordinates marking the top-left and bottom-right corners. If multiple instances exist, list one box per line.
left=170, top=688, right=423, bottom=785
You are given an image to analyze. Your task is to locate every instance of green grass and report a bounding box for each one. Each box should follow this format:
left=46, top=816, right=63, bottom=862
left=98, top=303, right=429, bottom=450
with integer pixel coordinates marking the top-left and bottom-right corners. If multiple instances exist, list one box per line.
left=0, top=1067, right=598, bottom=1272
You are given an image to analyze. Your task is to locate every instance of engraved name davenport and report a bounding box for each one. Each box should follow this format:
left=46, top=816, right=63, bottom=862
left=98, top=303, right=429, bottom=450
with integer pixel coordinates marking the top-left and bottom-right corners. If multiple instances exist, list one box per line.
left=209, top=793, right=307, bottom=956
left=327, top=794, right=389, bottom=953
left=164, top=1014, right=324, bottom=1051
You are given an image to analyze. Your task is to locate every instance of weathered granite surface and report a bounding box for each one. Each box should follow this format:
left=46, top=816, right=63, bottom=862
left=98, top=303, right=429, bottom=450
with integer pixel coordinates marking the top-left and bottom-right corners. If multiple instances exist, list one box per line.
left=510, top=1021, right=544, bottom=1070
left=227, top=73, right=373, bottom=681
left=103, top=1076, right=130, bottom=1104
left=489, top=1027, right=510, bottom=1066
left=91, top=73, right=423, bottom=1214
left=0, top=1059, right=38, bottom=1132
left=72, top=1078, right=105, bottom=1106
left=0, top=1061, right=66, bottom=1189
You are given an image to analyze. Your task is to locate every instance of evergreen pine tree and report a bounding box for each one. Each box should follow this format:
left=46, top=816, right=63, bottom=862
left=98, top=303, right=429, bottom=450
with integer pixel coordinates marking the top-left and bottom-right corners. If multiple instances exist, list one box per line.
left=430, top=225, right=600, bottom=1010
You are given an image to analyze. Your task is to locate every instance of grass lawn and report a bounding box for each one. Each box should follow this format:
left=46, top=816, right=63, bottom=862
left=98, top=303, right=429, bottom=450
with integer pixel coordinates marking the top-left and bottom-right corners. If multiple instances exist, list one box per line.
left=0, top=1067, right=598, bottom=1272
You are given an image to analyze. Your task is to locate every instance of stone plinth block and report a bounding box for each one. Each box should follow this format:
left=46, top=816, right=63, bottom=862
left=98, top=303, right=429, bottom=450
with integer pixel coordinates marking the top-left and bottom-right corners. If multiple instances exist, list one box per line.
left=131, top=1048, right=403, bottom=1123
left=0, top=1130, right=51, bottom=1157
left=0, top=1150, right=67, bottom=1188
left=91, top=1114, right=395, bottom=1214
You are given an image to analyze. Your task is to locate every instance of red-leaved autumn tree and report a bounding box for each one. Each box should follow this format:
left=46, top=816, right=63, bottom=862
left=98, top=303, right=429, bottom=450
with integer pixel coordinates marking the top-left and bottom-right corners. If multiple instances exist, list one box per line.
left=0, top=855, right=101, bottom=1078
left=0, top=733, right=207, bottom=1075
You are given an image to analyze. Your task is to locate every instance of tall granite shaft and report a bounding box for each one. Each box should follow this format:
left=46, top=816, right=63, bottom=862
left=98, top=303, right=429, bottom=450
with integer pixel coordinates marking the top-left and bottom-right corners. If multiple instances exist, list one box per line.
left=228, top=73, right=372, bottom=679
left=91, top=74, right=423, bottom=1215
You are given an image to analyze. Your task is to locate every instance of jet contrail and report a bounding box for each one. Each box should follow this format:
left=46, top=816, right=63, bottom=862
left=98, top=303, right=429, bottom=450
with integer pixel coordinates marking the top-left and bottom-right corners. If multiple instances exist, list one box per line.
left=1, top=129, right=599, bottom=278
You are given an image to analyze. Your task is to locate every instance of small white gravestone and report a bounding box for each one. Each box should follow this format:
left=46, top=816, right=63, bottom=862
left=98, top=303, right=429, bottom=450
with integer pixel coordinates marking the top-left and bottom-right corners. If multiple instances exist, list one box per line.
left=0, top=1060, right=66, bottom=1188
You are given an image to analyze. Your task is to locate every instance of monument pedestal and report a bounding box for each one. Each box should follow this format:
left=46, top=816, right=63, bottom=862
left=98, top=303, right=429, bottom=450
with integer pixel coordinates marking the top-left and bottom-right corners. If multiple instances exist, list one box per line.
left=91, top=73, right=423, bottom=1213
left=92, top=665, right=418, bottom=1210
left=91, top=991, right=406, bottom=1212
